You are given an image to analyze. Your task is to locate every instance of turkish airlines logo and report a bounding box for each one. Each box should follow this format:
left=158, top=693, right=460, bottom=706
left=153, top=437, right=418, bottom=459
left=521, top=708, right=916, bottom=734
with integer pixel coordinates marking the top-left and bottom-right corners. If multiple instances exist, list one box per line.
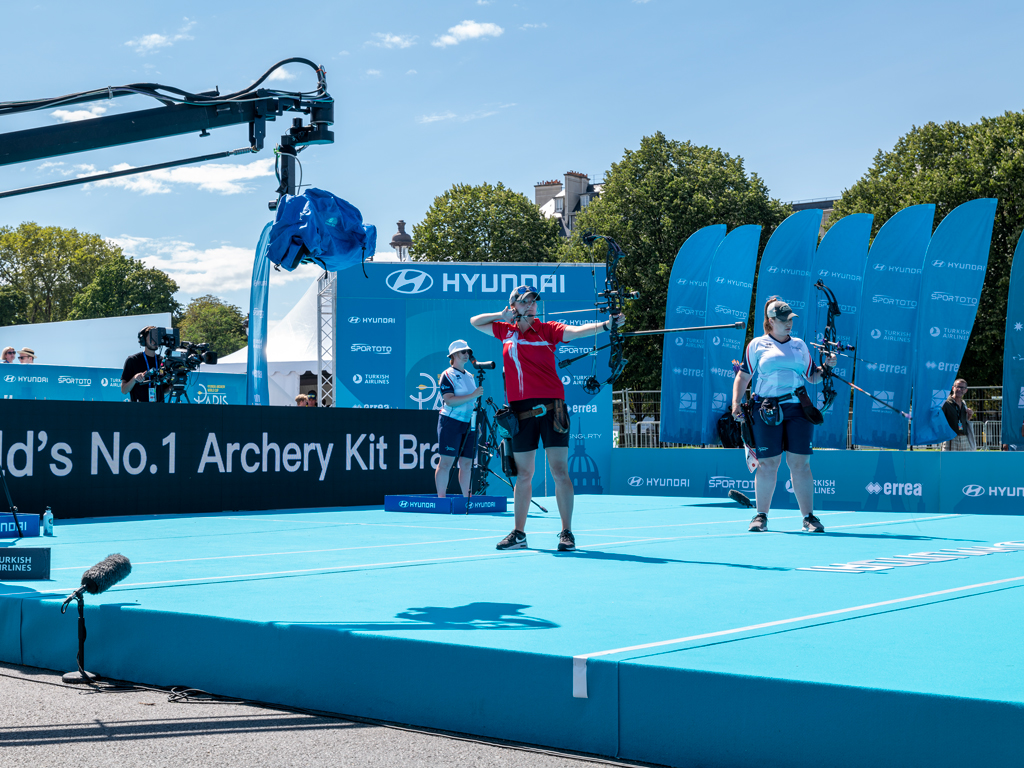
left=962, top=485, right=985, bottom=497
left=386, top=269, right=433, bottom=294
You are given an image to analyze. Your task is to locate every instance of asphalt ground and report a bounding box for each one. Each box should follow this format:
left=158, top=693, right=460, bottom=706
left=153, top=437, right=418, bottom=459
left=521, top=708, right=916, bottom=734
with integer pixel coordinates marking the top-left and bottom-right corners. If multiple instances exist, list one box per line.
left=0, top=662, right=648, bottom=768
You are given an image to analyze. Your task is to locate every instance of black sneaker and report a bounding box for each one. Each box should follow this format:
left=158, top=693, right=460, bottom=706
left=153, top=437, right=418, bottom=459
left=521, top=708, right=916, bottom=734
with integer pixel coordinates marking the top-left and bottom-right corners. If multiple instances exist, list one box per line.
left=748, top=513, right=768, bottom=532
left=802, top=514, right=825, bottom=533
left=557, top=529, right=576, bottom=551
left=496, top=530, right=528, bottom=550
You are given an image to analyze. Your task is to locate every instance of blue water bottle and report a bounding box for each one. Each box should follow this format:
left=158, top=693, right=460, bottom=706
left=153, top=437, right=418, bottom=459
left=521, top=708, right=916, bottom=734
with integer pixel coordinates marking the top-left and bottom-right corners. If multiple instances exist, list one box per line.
left=42, top=506, right=53, bottom=536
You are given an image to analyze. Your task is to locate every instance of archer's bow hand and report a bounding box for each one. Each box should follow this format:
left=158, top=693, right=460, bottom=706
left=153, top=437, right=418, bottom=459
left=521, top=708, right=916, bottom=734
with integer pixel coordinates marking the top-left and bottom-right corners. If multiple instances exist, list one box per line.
left=822, top=353, right=837, bottom=368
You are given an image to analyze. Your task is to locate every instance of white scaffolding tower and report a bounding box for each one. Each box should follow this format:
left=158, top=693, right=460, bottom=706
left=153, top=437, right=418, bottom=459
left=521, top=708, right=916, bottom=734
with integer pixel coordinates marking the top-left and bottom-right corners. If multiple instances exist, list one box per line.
left=316, top=270, right=336, bottom=406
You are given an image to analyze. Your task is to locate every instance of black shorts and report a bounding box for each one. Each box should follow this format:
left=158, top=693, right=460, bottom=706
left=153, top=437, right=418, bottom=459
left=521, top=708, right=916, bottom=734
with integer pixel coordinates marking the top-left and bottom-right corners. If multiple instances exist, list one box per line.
left=437, top=414, right=476, bottom=458
left=750, top=402, right=814, bottom=459
left=510, top=397, right=570, bottom=452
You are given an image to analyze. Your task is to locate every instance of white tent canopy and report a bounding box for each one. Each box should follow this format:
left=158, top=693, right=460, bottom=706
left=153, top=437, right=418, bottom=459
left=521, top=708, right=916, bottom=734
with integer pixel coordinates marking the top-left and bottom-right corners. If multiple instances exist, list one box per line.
left=0, top=313, right=173, bottom=369
left=215, top=277, right=325, bottom=405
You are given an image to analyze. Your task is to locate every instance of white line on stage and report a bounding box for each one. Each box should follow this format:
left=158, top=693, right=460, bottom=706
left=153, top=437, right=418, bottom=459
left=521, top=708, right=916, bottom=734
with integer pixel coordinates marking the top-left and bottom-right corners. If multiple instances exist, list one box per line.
left=570, top=574, right=1024, bottom=698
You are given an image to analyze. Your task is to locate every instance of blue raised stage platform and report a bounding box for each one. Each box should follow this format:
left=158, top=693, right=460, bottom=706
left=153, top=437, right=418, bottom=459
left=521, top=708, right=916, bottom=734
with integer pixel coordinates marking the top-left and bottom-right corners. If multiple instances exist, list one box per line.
left=2, top=497, right=1023, bottom=767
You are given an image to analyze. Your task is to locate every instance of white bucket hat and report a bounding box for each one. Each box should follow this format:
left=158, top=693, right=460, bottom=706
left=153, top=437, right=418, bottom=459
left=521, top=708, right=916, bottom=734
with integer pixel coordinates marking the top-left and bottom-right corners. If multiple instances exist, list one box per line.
left=447, top=339, right=473, bottom=357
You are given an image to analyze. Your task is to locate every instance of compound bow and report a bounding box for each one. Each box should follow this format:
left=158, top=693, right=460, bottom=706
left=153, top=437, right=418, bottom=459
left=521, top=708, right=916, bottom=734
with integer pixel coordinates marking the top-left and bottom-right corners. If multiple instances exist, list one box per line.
left=555, top=234, right=745, bottom=393
left=811, top=279, right=911, bottom=419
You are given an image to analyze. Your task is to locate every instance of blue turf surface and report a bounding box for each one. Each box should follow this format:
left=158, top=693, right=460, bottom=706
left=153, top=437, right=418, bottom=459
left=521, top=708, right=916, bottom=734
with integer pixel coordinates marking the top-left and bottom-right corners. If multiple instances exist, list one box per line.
left=2, top=497, right=1023, bottom=767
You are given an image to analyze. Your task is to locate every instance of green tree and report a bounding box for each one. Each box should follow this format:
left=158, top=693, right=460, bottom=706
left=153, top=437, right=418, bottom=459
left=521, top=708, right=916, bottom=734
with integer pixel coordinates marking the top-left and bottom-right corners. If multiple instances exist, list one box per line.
left=176, top=295, right=248, bottom=358
left=411, top=182, right=562, bottom=262
left=830, top=113, right=1024, bottom=384
left=0, top=285, right=28, bottom=327
left=68, top=254, right=180, bottom=320
left=0, top=222, right=120, bottom=324
left=561, top=131, right=790, bottom=390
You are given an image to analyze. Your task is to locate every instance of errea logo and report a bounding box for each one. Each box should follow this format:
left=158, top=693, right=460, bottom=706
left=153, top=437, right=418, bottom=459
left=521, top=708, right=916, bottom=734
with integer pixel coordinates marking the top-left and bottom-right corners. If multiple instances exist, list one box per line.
left=386, top=269, right=433, bottom=294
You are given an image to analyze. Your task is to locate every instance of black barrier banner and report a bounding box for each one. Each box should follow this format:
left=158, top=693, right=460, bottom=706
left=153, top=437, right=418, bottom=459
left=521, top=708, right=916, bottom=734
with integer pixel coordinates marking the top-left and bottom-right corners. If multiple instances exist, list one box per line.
left=0, top=400, right=439, bottom=518
left=0, top=548, right=50, bottom=579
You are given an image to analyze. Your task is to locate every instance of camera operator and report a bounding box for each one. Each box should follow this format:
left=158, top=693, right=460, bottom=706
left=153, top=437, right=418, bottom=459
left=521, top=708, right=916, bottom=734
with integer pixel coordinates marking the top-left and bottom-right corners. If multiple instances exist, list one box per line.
left=121, top=326, right=168, bottom=403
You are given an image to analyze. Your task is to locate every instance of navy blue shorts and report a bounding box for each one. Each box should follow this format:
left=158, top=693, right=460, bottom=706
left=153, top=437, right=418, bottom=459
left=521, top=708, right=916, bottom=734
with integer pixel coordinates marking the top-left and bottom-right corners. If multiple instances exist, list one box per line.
left=437, top=414, right=476, bottom=458
left=750, top=402, right=814, bottom=459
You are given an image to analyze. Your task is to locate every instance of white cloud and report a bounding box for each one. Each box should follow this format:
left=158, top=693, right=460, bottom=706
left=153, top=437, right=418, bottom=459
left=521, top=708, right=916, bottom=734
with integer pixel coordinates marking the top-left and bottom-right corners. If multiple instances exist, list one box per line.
left=112, top=235, right=319, bottom=294
left=37, top=161, right=73, bottom=176
left=406, top=70, right=418, bottom=75
left=78, top=158, right=275, bottom=196
left=51, top=105, right=107, bottom=122
left=417, top=112, right=457, bottom=124
left=338, top=50, right=350, bottom=56
left=125, top=19, right=195, bottom=54
left=369, top=33, right=417, bottom=49
left=520, top=23, right=547, bottom=30
left=366, top=69, right=382, bottom=77
left=416, top=109, right=498, bottom=124
left=267, top=68, right=296, bottom=81
left=476, top=0, right=494, bottom=4
left=432, top=20, right=504, bottom=48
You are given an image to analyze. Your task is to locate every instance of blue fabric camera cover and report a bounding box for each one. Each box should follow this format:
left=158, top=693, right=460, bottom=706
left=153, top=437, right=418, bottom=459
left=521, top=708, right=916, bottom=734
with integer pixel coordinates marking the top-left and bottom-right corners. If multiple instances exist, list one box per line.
left=267, top=188, right=377, bottom=272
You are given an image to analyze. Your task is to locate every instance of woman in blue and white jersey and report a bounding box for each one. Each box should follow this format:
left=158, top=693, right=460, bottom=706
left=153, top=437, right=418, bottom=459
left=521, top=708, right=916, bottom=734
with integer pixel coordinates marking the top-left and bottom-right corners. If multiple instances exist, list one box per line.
left=731, top=297, right=835, bottom=533
left=435, top=339, right=484, bottom=498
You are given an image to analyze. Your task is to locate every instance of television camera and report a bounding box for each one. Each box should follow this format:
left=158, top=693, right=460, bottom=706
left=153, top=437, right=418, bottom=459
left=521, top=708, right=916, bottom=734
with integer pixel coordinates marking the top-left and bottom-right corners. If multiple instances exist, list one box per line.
left=141, top=327, right=218, bottom=403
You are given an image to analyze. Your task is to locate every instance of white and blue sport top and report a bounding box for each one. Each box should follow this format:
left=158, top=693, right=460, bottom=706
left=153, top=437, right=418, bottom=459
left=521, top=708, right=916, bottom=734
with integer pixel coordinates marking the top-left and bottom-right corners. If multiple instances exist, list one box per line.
left=438, top=366, right=477, bottom=422
left=741, top=334, right=814, bottom=398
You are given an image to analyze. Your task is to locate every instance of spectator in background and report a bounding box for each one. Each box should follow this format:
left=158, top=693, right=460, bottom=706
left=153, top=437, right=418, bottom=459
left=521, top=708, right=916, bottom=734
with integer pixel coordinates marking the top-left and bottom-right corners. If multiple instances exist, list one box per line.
left=1, top=347, right=14, bottom=363
left=306, top=389, right=318, bottom=407
left=18, top=348, right=35, bottom=364
left=941, top=378, right=976, bottom=451
left=295, top=394, right=309, bottom=407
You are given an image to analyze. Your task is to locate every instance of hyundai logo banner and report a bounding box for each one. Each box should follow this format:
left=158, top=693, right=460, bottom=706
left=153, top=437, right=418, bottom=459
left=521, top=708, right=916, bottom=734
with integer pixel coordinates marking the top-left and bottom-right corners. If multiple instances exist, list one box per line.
left=659, top=225, right=725, bottom=445
left=0, top=399, right=439, bottom=518
left=335, top=263, right=612, bottom=497
left=910, top=199, right=996, bottom=445
left=610, top=447, right=1024, bottom=516
left=752, top=210, right=822, bottom=356
left=0, top=364, right=245, bottom=405
left=852, top=205, right=934, bottom=448
left=700, top=225, right=761, bottom=444
left=807, top=213, right=872, bottom=449
left=1001, top=230, right=1024, bottom=449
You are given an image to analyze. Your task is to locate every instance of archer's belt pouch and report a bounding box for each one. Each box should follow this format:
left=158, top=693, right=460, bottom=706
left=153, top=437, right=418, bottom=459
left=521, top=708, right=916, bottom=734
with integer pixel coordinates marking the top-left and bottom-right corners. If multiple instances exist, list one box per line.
left=794, top=386, right=824, bottom=425
left=494, top=406, right=519, bottom=439
left=755, top=396, right=783, bottom=427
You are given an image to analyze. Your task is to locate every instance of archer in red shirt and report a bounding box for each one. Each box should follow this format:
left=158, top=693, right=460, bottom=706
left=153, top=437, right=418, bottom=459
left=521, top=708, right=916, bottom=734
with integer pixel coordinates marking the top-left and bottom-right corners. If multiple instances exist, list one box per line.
left=471, top=284, right=623, bottom=553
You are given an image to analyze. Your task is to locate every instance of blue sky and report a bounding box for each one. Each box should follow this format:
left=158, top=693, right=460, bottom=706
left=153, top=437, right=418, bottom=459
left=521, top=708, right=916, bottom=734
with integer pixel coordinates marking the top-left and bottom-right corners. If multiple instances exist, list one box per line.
left=2, top=1, right=1023, bottom=321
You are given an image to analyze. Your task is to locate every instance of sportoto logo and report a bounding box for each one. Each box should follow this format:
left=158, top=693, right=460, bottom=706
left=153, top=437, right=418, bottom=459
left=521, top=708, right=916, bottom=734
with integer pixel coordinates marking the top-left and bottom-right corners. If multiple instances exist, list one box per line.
left=679, top=392, right=696, bottom=412
left=930, top=327, right=941, bottom=337
left=962, top=485, right=985, bottom=497
left=352, top=374, right=363, bottom=384
left=871, top=329, right=881, bottom=339
left=627, top=476, right=644, bottom=487
left=386, top=269, right=433, bottom=294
